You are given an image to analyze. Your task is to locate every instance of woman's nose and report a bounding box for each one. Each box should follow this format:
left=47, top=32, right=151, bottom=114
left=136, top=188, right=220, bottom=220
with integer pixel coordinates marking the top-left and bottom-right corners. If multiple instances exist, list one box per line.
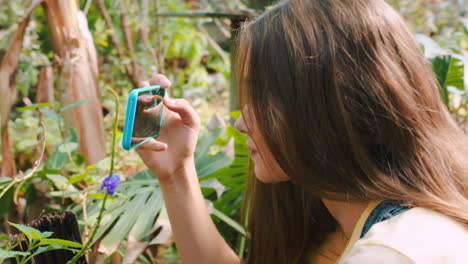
left=235, top=114, right=248, bottom=134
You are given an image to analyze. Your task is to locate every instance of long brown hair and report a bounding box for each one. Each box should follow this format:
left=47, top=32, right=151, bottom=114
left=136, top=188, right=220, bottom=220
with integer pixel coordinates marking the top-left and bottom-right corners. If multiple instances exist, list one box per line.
left=237, top=0, right=468, bottom=263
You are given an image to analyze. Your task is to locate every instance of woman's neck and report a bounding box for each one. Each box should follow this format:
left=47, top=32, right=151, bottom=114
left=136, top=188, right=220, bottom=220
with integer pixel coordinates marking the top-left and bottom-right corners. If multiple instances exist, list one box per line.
left=322, top=199, right=369, bottom=239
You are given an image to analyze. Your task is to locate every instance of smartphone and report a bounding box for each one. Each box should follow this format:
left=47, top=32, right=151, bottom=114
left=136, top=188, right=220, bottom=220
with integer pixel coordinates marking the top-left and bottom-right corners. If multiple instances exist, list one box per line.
left=122, top=85, right=167, bottom=150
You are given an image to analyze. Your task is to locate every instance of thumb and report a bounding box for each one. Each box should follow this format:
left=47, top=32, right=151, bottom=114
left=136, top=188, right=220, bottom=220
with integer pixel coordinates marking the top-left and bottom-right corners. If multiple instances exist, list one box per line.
left=163, top=97, right=200, bottom=129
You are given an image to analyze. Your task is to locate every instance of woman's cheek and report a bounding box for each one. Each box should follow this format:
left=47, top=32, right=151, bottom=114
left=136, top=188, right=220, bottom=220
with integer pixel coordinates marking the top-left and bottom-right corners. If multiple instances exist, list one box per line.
left=253, top=155, right=290, bottom=183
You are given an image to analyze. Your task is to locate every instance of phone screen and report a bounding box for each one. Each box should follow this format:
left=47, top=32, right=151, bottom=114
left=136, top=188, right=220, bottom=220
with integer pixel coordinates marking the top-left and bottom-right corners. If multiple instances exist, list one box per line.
left=129, top=88, right=165, bottom=148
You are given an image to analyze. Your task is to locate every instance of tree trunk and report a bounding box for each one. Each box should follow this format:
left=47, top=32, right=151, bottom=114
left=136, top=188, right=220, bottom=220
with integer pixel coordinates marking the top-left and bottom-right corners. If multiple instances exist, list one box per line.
left=0, top=0, right=44, bottom=178
left=36, top=64, right=54, bottom=104
left=43, top=0, right=106, bottom=165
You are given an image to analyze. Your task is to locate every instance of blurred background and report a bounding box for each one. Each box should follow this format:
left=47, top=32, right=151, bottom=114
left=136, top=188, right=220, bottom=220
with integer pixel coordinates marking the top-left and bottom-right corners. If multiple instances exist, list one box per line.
left=0, top=0, right=466, bottom=263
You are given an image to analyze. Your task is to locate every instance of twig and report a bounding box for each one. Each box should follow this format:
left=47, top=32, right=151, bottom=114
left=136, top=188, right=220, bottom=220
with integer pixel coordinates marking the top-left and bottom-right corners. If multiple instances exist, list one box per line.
left=196, top=22, right=229, bottom=65
left=154, top=0, right=165, bottom=74
left=95, top=0, right=134, bottom=82
left=0, top=115, right=46, bottom=203
left=121, top=13, right=143, bottom=84
left=83, top=0, right=93, bottom=15
left=139, top=0, right=160, bottom=72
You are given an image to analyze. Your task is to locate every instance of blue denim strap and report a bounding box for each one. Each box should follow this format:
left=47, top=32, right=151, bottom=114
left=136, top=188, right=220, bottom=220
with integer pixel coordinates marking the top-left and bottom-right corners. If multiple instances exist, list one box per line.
left=360, top=201, right=411, bottom=238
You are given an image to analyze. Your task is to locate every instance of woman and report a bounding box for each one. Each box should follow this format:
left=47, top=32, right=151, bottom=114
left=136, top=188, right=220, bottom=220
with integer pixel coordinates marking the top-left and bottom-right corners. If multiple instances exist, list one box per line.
left=136, top=0, right=468, bottom=263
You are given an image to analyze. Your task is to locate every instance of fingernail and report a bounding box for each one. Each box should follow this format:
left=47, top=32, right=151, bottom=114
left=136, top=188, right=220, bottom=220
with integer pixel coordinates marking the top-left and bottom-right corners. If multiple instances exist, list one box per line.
left=165, top=97, right=176, bottom=105
left=161, top=79, right=171, bottom=88
left=158, top=143, right=168, bottom=151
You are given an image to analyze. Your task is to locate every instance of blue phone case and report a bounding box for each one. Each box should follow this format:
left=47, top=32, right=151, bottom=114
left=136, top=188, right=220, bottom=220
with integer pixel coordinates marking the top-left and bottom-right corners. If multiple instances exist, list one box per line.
left=122, top=85, right=166, bottom=150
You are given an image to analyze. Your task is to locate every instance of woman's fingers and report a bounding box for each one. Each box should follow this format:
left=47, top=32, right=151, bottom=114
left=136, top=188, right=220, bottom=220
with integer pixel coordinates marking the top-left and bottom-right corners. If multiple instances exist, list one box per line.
left=134, top=138, right=168, bottom=151
left=149, top=74, right=171, bottom=89
left=163, top=97, right=200, bottom=129
left=139, top=80, right=150, bottom=88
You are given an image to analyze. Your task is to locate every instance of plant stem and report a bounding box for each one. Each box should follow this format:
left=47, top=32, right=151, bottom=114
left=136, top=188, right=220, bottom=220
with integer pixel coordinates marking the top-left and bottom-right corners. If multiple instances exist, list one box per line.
left=106, top=86, right=120, bottom=177
left=67, top=191, right=109, bottom=264
left=67, top=87, right=119, bottom=264
left=21, top=239, right=38, bottom=264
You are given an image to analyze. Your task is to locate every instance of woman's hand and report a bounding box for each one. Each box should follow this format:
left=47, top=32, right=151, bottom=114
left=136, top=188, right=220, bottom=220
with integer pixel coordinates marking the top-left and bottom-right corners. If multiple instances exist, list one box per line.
left=135, top=74, right=201, bottom=183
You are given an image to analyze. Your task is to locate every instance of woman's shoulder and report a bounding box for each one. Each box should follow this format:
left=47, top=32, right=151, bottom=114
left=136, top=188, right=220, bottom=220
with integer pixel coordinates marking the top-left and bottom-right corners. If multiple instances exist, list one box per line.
left=342, top=207, right=468, bottom=263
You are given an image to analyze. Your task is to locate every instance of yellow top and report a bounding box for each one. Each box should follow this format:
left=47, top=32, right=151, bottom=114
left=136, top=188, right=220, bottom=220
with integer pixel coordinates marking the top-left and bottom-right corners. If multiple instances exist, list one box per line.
left=312, top=200, right=468, bottom=263
left=336, top=200, right=381, bottom=262
left=339, top=207, right=468, bottom=263
left=310, top=201, right=382, bottom=264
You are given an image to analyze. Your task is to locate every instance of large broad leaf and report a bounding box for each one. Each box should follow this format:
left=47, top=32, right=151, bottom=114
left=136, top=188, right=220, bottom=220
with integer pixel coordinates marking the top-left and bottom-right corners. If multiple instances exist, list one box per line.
left=430, top=54, right=467, bottom=107
left=128, top=189, right=164, bottom=240
left=73, top=119, right=239, bottom=256
left=101, top=189, right=152, bottom=246
left=431, top=55, right=452, bottom=106
left=71, top=170, right=160, bottom=246
left=205, top=126, right=249, bottom=216
left=195, top=114, right=235, bottom=177
left=450, top=54, right=468, bottom=99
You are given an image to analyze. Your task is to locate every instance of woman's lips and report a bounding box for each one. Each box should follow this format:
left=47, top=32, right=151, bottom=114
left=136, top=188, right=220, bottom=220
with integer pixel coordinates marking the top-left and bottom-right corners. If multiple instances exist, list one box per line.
left=247, top=140, right=258, bottom=156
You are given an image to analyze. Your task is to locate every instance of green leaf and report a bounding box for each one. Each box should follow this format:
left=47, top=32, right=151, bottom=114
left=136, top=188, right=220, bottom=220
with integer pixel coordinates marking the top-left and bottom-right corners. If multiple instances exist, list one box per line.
left=31, top=244, right=74, bottom=258
left=127, top=169, right=156, bottom=181
left=0, top=248, right=29, bottom=259
left=46, top=152, right=69, bottom=169
left=0, top=177, right=12, bottom=185
left=448, top=54, right=467, bottom=95
left=16, top=103, right=52, bottom=112
left=8, top=222, right=49, bottom=241
left=211, top=206, right=246, bottom=237
left=430, top=55, right=451, bottom=106
left=228, top=111, right=241, bottom=120
left=414, top=34, right=448, bottom=58
left=195, top=114, right=226, bottom=160
left=67, top=173, right=89, bottom=184
left=0, top=186, right=14, bottom=218
left=200, top=178, right=226, bottom=198
left=58, top=142, right=78, bottom=153
left=39, top=108, right=62, bottom=122
left=59, top=99, right=90, bottom=112
left=197, top=151, right=234, bottom=178
left=96, top=157, right=111, bottom=171
left=87, top=193, right=108, bottom=200
left=90, top=200, right=127, bottom=244
left=46, top=174, right=68, bottom=186
left=208, top=126, right=249, bottom=216
left=17, top=139, right=38, bottom=150
left=101, top=191, right=151, bottom=246
left=65, top=128, right=79, bottom=144
left=37, top=239, right=83, bottom=248
left=41, top=231, right=54, bottom=238
left=128, top=189, right=164, bottom=240
left=195, top=128, right=224, bottom=161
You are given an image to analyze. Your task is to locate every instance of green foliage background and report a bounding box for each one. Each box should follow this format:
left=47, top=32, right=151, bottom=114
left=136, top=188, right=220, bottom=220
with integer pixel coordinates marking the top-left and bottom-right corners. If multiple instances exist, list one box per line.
left=0, top=0, right=466, bottom=263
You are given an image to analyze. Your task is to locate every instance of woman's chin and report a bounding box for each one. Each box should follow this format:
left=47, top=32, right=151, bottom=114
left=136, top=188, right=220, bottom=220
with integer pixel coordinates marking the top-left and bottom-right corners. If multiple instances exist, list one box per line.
left=254, top=165, right=290, bottom=183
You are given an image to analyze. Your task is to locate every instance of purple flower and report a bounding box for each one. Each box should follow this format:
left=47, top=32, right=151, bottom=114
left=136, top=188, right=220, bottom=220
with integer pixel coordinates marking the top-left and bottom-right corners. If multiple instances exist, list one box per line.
left=10, top=234, right=18, bottom=240
left=101, top=174, right=120, bottom=196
